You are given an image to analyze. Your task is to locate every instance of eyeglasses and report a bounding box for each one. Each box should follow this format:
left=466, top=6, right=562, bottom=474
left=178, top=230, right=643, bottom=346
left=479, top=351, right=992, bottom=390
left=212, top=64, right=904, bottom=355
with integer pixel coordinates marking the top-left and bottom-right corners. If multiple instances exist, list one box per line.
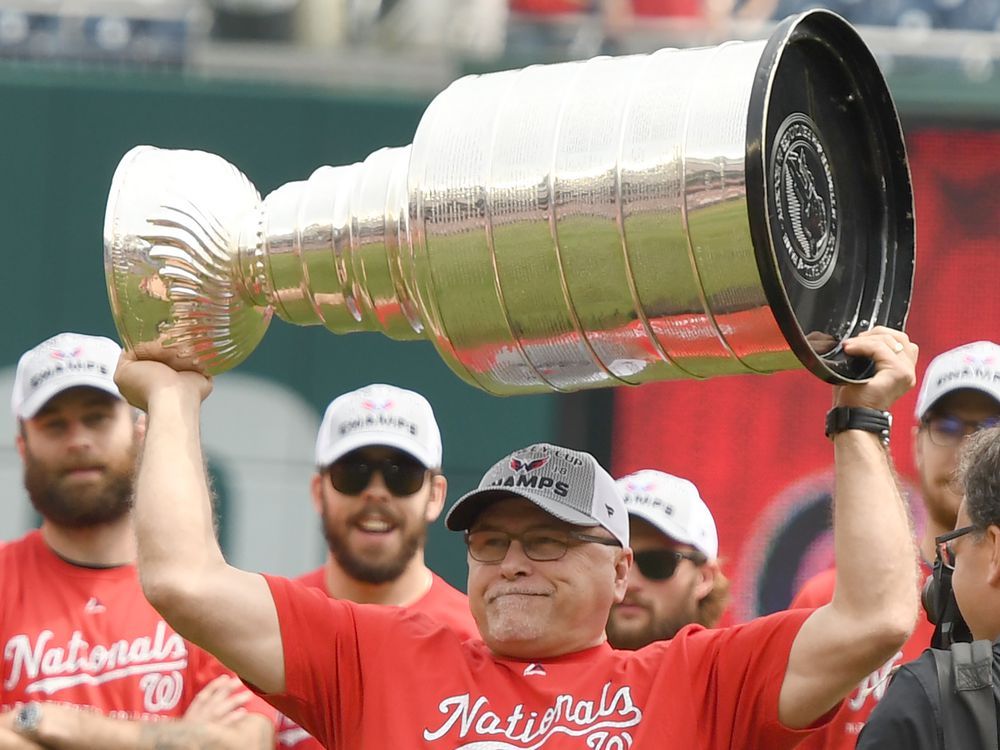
left=922, top=414, right=1000, bottom=448
left=935, top=525, right=976, bottom=569
left=464, top=528, right=621, bottom=563
left=633, top=549, right=707, bottom=581
left=326, top=452, right=428, bottom=496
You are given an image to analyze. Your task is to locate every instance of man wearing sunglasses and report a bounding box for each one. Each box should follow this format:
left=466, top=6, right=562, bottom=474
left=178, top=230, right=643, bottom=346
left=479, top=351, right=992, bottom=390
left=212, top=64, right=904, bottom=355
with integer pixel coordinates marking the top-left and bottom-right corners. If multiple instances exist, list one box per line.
left=606, top=469, right=729, bottom=650
left=115, top=325, right=920, bottom=749
left=790, top=339, right=1000, bottom=750
left=857, top=426, right=1000, bottom=749
left=276, top=383, right=478, bottom=749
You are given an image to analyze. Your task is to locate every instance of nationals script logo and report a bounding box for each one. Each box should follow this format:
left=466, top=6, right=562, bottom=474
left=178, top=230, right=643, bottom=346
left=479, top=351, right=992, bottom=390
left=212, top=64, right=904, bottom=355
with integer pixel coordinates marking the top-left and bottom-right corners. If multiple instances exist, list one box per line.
left=3, top=621, right=188, bottom=713
left=422, top=681, right=642, bottom=749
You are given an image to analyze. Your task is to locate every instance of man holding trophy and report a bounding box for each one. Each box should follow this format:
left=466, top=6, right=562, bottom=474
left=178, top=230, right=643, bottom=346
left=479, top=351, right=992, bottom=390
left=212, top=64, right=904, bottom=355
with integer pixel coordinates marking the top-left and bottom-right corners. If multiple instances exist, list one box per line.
left=112, top=326, right=918, bottom=748
left=100, top=7, right=922, bottom=747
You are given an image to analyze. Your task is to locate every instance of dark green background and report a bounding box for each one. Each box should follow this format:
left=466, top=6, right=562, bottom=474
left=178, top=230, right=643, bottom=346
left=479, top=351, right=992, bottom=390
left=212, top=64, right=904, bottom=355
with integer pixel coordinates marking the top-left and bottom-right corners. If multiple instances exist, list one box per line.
left=1, top=55, right=993, bottom=586
left=0, top=65, right=586, bottom=587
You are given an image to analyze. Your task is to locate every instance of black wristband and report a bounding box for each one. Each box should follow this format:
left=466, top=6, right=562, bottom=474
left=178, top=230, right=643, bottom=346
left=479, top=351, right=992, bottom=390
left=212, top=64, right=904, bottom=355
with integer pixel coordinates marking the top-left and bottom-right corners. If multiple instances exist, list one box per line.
left=825, top=407, right=892, bottom=447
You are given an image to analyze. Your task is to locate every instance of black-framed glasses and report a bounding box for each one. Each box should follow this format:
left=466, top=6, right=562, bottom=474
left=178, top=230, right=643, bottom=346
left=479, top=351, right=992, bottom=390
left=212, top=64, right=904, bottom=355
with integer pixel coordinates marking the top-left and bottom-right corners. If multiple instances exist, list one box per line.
left=464, top=529, right=621, bottom=563
left=922, top=414, right=1000, bottom=447
left=633, top=549, right=707, bottom=581
left=326, top=452, right=429, bottom=496
left=935, top=525, right=976, bottom=569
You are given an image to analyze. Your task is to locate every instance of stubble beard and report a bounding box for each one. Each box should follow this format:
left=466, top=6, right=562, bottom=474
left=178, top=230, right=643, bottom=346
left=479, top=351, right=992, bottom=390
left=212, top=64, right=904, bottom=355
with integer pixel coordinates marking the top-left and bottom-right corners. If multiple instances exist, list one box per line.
left=484, top=595, right=551, bottom=645
left=606, top=605, right=691, bottom=650
left=606, top=581, right=700, bottom=650
left=922, top=475, right=962, bottom=531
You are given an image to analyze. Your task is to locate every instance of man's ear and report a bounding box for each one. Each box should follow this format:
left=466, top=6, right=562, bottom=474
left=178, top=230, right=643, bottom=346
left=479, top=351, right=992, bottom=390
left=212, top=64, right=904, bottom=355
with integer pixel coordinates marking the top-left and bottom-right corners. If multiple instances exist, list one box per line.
left=694, top=560, right=719, bottom=602
left=310, top=473, right=325, bottom=516
left=15, top=431, right=25, bottom=460
left=612, top=548, right=634, bottom=604
left=425, top=474, right=448, bottom=523
left=987, top=525, right=1000, bottom=587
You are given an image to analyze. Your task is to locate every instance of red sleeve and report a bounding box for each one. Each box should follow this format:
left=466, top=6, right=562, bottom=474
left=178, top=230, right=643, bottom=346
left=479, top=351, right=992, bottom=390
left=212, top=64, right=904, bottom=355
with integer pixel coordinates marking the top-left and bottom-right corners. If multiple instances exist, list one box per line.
left=789, top=568, right=836, bottom=609
left=251, top=574, right=424, bottom=749
left=664, top=609, right=838, bottom=748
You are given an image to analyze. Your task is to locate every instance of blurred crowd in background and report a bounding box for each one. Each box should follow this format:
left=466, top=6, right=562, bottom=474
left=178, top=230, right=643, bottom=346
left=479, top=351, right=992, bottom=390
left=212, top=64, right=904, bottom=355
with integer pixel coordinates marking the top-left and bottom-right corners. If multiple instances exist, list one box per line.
left=0, top=0, right=997, bottom=77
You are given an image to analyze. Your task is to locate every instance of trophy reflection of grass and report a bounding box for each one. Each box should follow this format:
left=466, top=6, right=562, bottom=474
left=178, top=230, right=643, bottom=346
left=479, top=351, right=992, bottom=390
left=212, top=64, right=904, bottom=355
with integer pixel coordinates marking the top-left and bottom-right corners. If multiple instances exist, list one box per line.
left=117, top=195, right=790, bottom=383
left=422, top=198, right=792, bottom=383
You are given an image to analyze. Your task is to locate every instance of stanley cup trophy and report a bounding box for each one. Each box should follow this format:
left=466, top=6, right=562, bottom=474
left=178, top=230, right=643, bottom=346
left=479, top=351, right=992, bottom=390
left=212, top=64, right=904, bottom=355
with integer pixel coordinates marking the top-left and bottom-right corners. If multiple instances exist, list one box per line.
left=104, top=10, right=914, bottom=396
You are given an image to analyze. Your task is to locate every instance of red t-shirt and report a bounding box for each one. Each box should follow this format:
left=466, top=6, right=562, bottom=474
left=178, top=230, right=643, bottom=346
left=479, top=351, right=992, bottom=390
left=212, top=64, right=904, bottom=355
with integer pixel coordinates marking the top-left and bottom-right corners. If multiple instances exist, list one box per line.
left=789, top=563, right=936, bottom=750
left=260, top=574, right=826, bottom=749
left=0, top=530, right=274, bottom=725
left=276, top=567, right=479, bottom=749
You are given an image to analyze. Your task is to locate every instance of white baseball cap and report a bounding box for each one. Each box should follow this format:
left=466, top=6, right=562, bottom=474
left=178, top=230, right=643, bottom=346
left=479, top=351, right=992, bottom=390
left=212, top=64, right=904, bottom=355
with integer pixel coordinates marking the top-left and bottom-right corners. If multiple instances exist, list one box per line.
left=446, top=443, right=629, bottom=548
left=616, top=469, right=719, bottom=559
left=11, top=333, right=124, bottom=420
left=915, top=341, right=1000, bottom=420
left=314, top=383, right=442, bottom=469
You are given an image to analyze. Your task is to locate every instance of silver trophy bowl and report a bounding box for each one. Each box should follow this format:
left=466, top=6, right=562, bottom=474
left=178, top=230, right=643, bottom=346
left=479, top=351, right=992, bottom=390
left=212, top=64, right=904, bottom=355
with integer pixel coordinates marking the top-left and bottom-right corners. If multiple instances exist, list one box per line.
left=104, top=10, right=914, bottom=395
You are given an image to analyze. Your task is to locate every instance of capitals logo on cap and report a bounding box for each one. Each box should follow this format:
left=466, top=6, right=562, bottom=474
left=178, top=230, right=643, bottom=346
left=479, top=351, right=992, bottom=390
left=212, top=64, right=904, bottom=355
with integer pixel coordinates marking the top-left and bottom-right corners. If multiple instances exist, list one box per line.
left=494, top=451, right=567, bottom=496
left=965, top=352, right=996, bottom=368
left=50, top=346, right=84, bottom=361
left=510, top=455, right=548, bottom=472
left=361, top=397, right=394, bottom=412
left=624, top=479, right=656, bottom=494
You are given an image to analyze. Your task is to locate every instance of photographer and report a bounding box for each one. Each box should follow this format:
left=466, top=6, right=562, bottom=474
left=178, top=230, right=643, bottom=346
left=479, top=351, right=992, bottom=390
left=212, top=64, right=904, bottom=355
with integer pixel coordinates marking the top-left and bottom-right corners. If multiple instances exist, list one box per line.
left=858, top=426, right=1000, bottom=750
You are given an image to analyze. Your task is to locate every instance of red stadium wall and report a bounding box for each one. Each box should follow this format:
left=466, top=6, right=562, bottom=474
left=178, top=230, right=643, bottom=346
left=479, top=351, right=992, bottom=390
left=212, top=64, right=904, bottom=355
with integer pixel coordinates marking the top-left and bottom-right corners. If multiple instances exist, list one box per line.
left=611, top=127, right=1000, bottom=624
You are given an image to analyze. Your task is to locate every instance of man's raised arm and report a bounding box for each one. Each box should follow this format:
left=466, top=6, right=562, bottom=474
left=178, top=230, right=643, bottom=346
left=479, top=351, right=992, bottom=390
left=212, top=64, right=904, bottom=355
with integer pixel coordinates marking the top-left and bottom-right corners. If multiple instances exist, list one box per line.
left=779, top=327, right=920, bottom=729
left=115, top=355, right=286, bottom=695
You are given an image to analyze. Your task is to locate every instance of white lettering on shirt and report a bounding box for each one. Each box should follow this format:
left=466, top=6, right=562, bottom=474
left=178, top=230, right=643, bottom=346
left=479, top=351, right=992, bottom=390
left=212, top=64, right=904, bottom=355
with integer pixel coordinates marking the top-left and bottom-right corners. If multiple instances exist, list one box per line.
left=423, top=681, right=641, bottom=749
left=3, top=621, right=188, bottom=698
left=847, top=649, right=904, bottom=711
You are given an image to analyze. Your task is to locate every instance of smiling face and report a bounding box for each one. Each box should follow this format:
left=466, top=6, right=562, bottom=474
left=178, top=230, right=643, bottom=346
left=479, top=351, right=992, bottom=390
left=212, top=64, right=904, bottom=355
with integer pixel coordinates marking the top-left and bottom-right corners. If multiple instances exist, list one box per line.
left=312, top=445, right=445, bottom=584
left=466, top=497, right=630, bottom=659
left=18, top=387, right=139, bottom=529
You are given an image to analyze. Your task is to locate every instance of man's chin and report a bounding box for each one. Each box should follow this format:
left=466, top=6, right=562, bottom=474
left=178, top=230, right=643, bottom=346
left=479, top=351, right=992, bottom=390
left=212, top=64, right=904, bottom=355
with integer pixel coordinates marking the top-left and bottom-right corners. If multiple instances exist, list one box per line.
left=606, top=625, right=656, bottom=651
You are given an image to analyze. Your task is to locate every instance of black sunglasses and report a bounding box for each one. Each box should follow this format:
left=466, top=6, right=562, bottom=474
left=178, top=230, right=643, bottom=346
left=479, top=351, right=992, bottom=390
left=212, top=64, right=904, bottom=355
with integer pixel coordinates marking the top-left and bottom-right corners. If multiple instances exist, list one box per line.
left=633, top=549, right=707, bottom=581
left=327, top=452, right=429, bottom=496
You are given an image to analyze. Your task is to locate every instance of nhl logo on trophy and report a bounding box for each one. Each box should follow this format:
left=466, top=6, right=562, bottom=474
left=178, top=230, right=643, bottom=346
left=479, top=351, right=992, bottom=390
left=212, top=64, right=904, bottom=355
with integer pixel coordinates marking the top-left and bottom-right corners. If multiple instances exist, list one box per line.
left=770, top=113, right=839, bottom=291
left=104, top=9, right=914, bottom=396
